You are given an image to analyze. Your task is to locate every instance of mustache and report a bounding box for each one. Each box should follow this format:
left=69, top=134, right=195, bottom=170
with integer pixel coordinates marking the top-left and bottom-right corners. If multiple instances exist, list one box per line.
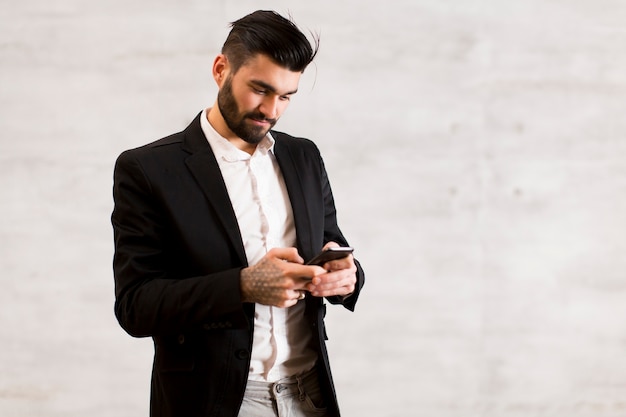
left=245, top=112, right=277, bottom=124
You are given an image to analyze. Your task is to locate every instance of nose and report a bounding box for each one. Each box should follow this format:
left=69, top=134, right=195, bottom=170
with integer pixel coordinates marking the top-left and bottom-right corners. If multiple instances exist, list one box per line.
left=258, top=95, right=281, bottom=120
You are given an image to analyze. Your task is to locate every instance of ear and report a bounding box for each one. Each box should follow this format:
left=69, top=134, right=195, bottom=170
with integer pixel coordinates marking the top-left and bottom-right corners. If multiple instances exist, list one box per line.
left=212, top=54, right=229, bottom=87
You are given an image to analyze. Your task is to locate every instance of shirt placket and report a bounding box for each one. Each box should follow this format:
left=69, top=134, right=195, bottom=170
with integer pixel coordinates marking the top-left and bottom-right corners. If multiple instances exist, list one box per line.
left=249, top=152, right=285, bottom=380
left=248, top=155, right=270, bottom=251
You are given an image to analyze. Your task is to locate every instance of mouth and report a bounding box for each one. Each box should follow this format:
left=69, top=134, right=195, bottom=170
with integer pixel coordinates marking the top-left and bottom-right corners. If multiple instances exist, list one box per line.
left=248, top=118, right=271, bottom=127
left=246, top=114, right=276, bottom=127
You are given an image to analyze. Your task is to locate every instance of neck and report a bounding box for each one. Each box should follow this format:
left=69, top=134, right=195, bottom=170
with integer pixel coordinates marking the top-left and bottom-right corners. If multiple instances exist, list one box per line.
left=206, top=105, right=257, bottom=155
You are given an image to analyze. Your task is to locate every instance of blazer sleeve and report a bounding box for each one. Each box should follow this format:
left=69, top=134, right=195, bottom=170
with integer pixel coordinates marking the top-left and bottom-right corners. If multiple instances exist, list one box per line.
left=317, top=150, right=365, bottom=311
left=111, top=150, right=249, bottom=338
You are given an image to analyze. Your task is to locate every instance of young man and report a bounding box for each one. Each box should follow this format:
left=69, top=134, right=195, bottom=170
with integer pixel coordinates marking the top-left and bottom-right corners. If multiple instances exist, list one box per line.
left=112, top=10, right=365, bottom=417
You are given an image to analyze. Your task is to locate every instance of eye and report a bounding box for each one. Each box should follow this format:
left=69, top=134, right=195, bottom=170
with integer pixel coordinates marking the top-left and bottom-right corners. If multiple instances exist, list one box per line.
left=279, top=95, right=291, bottom=102
left=253, top=87, right=267, bottom=95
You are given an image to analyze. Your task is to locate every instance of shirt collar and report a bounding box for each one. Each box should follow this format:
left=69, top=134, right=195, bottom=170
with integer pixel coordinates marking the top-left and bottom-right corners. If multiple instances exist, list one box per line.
left=200, top=108, right=275, bottom=162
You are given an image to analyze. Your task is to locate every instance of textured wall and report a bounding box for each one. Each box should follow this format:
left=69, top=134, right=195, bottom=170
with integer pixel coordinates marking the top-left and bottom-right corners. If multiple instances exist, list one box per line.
left=2, top=0, right=626, bottom=416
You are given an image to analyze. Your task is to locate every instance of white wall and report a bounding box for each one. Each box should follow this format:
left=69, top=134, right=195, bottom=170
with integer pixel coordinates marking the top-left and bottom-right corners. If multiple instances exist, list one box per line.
left=2, top=0, right=626, bottom=416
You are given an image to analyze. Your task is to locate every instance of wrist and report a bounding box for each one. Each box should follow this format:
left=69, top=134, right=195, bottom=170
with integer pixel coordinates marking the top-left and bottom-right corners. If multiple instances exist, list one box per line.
left=239, top=267, right=253, bottom=303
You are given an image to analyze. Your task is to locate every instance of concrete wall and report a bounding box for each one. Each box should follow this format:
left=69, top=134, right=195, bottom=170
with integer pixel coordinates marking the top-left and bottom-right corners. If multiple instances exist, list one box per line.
left=2, top=0, right=626, bottom=415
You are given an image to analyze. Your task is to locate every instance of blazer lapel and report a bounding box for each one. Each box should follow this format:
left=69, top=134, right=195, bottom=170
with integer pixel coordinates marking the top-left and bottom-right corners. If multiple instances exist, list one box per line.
left=273, top=136, right=324, bottom=314
left=273, top=138, right=315, bottom=260
left=182, top=114, right=248, bottom=266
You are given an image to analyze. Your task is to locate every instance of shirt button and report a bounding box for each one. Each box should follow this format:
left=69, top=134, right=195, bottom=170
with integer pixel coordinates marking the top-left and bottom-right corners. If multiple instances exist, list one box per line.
left=235, top=349, right=249, bottom=360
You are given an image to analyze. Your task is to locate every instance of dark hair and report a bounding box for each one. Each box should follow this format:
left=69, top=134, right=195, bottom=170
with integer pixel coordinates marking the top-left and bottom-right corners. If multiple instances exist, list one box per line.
left=222, top=10, right=319, bottom=73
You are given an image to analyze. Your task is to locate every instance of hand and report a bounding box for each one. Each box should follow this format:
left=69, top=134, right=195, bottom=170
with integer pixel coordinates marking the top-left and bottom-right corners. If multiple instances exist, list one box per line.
left=306, top=242, right=357, bottom=298
left=240, top=248, right=326, bottom=308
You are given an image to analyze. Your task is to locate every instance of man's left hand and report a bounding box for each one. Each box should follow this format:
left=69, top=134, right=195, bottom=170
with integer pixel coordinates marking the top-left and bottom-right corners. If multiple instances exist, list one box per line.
left=306, top=242, right=357, bottom=298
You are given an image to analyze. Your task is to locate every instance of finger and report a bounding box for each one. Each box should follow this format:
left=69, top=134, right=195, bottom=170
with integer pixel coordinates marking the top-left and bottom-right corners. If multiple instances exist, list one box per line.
left=310, top=263, right=355, bottom=285
left=288, top=289, right=306, bottom=301
left=323, top=256, right=355, bottom=272
left=274, top=289, right=305, bottom=308
left=310, top=283, right=354, bottom=298
left=267, top=247, right=304, bottom=264
left=308, top=271, right=356, bottom=295
left=311, top=278, right=351, bottom=294
left=287, top=263, right=326, bottom=282
left=281, top=298, right=300, bottom=308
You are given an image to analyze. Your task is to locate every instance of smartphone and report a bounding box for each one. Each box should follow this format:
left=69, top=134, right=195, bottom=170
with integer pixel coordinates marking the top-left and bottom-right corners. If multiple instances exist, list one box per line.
left=306, top=247, right=354, bottom=266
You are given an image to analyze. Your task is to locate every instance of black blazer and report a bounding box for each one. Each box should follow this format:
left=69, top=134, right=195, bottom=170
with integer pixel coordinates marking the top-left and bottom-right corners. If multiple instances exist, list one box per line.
left=112, top=113, right=365, bottom=417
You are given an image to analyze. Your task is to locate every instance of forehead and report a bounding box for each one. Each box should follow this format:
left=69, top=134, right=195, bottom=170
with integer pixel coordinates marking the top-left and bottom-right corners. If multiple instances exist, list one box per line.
left=232, top=54, right=302, bottom=94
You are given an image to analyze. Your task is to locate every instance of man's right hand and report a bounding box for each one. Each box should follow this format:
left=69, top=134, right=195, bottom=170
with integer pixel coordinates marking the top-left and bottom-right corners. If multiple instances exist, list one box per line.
left=240, top=248, right=326, bottom=308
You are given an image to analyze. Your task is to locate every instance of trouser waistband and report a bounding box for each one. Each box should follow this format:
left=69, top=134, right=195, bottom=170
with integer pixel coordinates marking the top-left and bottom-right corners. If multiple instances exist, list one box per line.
left=245, top=368, right=318, bottom=399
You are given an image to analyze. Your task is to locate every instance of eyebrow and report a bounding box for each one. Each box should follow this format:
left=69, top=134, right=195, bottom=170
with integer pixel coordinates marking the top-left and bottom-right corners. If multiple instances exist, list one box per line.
left=250, top=80, right=298, bottom=96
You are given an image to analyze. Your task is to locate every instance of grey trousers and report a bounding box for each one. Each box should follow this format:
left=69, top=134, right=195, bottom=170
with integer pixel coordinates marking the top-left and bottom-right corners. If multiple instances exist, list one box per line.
left=238, top=368, right=329, bottom=417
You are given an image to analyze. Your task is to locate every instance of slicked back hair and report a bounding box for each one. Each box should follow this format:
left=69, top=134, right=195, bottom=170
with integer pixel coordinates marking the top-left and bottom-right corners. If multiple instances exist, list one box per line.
left=221, top=10, right=319, bottom=74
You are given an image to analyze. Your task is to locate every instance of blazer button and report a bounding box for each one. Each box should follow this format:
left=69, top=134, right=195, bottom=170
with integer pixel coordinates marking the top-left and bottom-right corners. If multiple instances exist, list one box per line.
left=235, top=349, right=249, bottom=360
left=177, top=334, right=185, bottom=344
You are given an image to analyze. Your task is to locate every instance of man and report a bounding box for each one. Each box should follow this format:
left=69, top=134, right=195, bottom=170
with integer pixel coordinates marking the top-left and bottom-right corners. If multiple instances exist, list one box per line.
left=112, top=10, right=364, bottom=417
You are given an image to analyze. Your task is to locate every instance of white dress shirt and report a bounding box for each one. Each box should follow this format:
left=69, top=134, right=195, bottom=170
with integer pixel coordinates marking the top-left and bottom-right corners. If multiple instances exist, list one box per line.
left=200, top=109, right=317, bottom=382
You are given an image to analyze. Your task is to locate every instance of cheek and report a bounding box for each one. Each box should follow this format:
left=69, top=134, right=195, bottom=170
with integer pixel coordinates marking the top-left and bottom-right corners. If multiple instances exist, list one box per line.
left=278, top=101, right=291, bottom=114
left=230, top=84, right=258, bottom=110
left=237, top=93, right=258, bottom=110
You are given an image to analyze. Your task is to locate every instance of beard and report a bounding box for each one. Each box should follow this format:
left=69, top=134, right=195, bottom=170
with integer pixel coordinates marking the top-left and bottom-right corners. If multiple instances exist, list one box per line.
left=217, top=77, right=278, bottom=144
